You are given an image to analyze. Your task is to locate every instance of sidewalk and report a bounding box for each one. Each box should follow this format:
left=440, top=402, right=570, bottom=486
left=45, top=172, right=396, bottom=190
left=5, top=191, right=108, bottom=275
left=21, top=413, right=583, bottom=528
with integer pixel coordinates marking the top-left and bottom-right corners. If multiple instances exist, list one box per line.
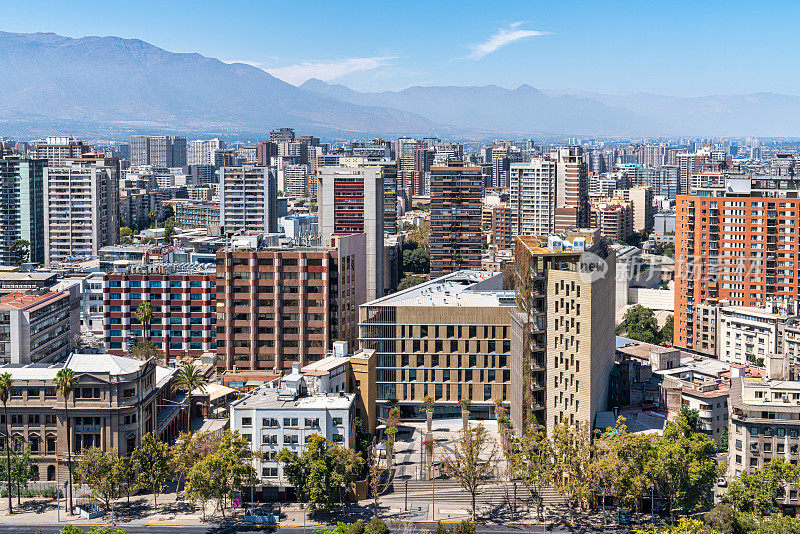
left=0, top=491, right=655, bottom=529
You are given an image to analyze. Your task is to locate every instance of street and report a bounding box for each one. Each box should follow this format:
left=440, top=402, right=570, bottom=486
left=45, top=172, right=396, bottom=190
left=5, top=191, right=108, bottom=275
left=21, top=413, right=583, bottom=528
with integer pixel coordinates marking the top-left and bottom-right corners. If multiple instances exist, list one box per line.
left=0, top=524, right=632, bottom=534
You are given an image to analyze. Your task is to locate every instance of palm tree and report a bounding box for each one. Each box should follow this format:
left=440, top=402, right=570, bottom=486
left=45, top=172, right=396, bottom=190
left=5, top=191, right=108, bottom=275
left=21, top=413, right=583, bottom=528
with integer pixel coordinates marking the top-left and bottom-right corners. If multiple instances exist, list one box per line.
left=54, top=368, right=77, bottom=515
left=135, top=302, right=154, bottom=343
left=174, top=364, right=208, bottom=431
left=0, top=372, right=13, bottom=515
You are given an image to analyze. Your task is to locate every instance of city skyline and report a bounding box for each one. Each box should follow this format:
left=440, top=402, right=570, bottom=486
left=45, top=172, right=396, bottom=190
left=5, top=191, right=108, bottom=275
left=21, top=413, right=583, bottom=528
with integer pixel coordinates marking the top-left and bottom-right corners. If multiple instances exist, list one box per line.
left=3, top=0, right=800, bottom=96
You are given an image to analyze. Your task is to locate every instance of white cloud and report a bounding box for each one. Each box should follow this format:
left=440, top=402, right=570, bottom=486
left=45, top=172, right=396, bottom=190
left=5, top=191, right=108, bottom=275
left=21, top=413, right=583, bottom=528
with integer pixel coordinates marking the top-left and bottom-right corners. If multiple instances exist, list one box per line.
left=469, top=22, right=548, bottom=60
left=261, top=57, right=395, bottom=86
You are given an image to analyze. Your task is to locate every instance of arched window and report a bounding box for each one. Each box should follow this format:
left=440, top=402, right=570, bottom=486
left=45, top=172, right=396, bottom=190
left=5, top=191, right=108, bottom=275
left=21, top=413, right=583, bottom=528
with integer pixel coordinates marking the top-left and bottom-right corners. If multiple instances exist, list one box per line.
left=29, top=465, right=39, bottom=481
left=46, top=434, right=56, bottom=454
left=10, top=434, right=23, bottom=452
left=47, top=465, right=56, bottom=481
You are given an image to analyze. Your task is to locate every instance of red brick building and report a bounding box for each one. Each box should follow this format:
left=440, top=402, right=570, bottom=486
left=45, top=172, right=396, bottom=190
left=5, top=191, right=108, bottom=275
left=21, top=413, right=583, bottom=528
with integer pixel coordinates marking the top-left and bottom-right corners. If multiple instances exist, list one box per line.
left=103, top=264, right=217, bottom=360
left=215, top=233, right=366, bottom=373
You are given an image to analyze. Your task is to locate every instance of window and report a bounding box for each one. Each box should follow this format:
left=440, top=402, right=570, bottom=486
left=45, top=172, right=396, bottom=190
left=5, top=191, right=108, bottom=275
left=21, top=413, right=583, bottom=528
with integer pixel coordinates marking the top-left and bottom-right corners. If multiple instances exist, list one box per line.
left=241, top=417, right=252, bottom=427
left=123, top=388, right=136, bottom=398
left=262, top=467, right=278, bottom=477
left=262, top=418, right=278, bottom=428
left=283, top=434, right=299, bottom=444
left=27, top=388, right=39, bottom=398
left=332, top=434, right=344, bottom=443
left=332, top=417, right=343, bottom=426
left=283, top=418, right=298, bottom=427
left=305, top=418, right=319, bottom=428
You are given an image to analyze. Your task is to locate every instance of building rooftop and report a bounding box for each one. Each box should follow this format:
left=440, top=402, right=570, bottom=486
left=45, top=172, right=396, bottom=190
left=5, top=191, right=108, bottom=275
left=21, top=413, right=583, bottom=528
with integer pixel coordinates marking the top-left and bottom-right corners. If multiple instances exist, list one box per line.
left=0, top=291, right=65, bottom=312
left=232, top=387, right=355, bottom=411
left=301, top=356, right=349, bottom=376
left=0, top=271, right=58, bottom=282
left=363, top=270, right=514, bottom=308
left=0, top=353, right=165, bottom=381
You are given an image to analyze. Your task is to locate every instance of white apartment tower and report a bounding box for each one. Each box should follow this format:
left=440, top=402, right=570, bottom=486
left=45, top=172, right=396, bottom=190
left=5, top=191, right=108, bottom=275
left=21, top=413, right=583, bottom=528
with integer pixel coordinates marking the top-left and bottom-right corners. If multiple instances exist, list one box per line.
left=188, top=138, right=226, bottom=166
left=219, top=165, right=278, bottom=235
left=44, top=156, right=120, bottom=266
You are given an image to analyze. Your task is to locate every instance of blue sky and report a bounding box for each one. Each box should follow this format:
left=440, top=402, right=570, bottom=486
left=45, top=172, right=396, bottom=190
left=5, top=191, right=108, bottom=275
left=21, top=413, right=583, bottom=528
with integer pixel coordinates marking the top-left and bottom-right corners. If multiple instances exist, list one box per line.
left=3, top=0, right=799, bottom=95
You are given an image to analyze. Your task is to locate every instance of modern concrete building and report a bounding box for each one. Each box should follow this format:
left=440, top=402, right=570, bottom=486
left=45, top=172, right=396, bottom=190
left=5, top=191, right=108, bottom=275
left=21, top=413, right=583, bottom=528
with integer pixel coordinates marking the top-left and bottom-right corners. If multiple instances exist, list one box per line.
left=0, top=157, right=46, bottom=265
left=589, top=200, right=634, bottom=242
left=102, top=263, right=217, bottom=360
left=216, top=233, right=367, bottom=374
left=615, top=187, right=654, bottom=233
left=219, top=166, right=278, bottom=235
left=511, top=230, right=616, bottom=435
left=130, top=136, right=187, bottom=168
left=509, top=159, right=556, bottom=237
left=553, top=146, right=589, bottom=232
left=359, top=270, right=514, bottom=421
left=317, top=158, right=385, bottom=301
left=0, top=288, right=80, bottom=365
left=718, top=304, right=789, bottom=365
left=188, top=138, right=226, bottom=166
left=44, top=156, right=120, bottom=266
left=31, top=137, right=89, bottom=166
left=429, top=161, right=483, bottom=277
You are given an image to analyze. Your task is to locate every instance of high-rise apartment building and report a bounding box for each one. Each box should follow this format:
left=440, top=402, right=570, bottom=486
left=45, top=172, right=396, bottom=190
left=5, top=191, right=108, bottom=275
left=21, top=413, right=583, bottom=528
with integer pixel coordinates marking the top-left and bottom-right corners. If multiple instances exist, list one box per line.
left=219, top=166, right=278, bottom=235
left=257, top=142, right=278, bottom=166
left=129, top=136, right=187, bottom=168
left=359, top=270, right=513, bottom=420
left=614, top=186, right=654, bottom=233
left=43, top=156, right=119, bottom=266
left=394, top=137, right=423, bottom=196
left=589, top=200, right=634, bottom=241
left=317, top=158, right=385, bottom=301
left=270, top=128, right=295, bottom=143
left=429, top=161, right=483, bottom=277
left=103, top=263, right=217, bottom=360
left=510, top=159, right=556, bottom=236
left=511, top=230, right=616, bottom=435
left=188, top=138, right=226, bottom=166
left=216, top=233, right=366, bottom=373
left=674, top=176, right=800, bottom=355
left=553, top=146, right=589, bottom=233
left=0, top=157, right=46, bottom=265
left=31, top=137, right=89, bottom=166
left=0, top=289, right=79, bottom=364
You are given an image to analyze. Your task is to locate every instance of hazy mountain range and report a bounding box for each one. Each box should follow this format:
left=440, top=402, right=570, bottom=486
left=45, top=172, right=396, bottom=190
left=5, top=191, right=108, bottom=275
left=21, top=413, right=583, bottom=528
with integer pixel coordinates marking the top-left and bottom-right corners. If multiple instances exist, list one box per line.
left=1, top=30, right=800, bottom=139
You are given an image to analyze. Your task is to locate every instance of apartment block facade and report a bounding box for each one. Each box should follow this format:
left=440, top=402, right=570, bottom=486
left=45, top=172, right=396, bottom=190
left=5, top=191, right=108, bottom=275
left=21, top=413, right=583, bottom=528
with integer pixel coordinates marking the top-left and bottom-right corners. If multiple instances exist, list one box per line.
left=43, top=156, right=120, bottom=266
left=553, top=146, right=590, bottom=232
left=674, top=179, right=800, bottom=354
left=0, top=157, right=46, bottom=265
left=219, top=165, right=278, bottom=235
left=511, top=231, right=616, bottom=435
left=359, top=271, right=514, bottom=420
left=216, top=233, right=366, bottom=373
left=317, top=158, right=384, bottom=301
left=102, top=263, right=217, bottom=359
left=429, top=161, right=483, bottom=277
left=510, top=160, right=556, bottom=237
left=0, top=289, right=79, bottom=365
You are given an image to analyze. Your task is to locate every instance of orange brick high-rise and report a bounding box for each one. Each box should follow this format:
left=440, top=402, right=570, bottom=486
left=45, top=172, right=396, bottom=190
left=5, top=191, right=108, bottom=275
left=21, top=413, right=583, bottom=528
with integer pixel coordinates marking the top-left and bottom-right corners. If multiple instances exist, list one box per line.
left=674, top=176, right=800, bottom=355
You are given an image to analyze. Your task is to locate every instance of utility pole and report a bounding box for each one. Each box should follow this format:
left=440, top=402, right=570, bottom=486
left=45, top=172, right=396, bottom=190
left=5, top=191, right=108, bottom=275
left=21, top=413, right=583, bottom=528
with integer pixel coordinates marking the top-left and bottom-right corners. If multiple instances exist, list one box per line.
left=404, top=480, right=408, bottom=511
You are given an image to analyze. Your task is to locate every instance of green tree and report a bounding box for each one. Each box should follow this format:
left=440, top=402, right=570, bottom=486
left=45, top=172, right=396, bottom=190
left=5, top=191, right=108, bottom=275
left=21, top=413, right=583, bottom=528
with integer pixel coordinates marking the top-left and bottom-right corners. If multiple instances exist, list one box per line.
left=132, top=432, right=172, bottom=507
left=135, top=302, right=154, bottom=343
left=54, top=367, right=77, bottom=514
left=402, top=246, right=430, bottom=274
left=186, top=430, right=254, bottom=518
left=551, top=420, right=596, bottom=522
left=120, top=226, right=134, bottom=244
left=277, top=433, right=364, bottom=511
left=722, top=458, right=800, bottom=516
left=163, top=216, right=177, bottom=243
left=654, top=413, right=719, bottom=519
left=654, top=242, right=675, bottom=258
left=594, top=417, right=657, bottom=517
left=635, top=517, right=723, bottom=534
left=660, top=314, right=675, bottom=345
left=440, top=424, right=498, bottom=521
left=11, top=439, right=33, bottom=506
left=174, top=363, right=208, bottom=431
left=172, top=431, right=216, bottom=497
left=507, top=423, right=552, bottom=520
left=74, top=447, right=125, bottom=512
left=616, top=305, right=662, bottom=344
left=0, top=372, right=13, bottom=514
left=397, top=275, right=426, bottom=291
left=718, top=425, right=729, bottom=453
left=160, top=205, right=174, bottom=222
left=148, top=211, right=158, bottom=228
left=9, top=240, right=29, bottom=266
left=130, top=340, right=163, bottom=362
left=680, top=406, right=701, bottom=433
